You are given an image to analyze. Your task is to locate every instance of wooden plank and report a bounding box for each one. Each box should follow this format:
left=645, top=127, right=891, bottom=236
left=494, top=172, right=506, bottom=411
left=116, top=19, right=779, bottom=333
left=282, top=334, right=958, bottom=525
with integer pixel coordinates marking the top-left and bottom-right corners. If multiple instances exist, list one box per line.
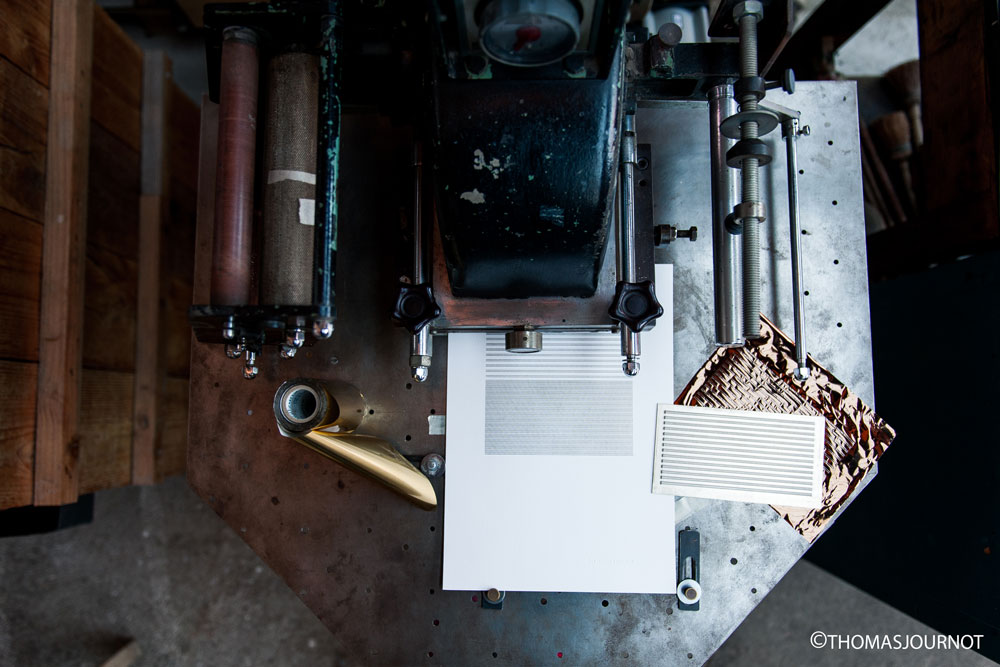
left=164, top=275, right=193, bottom=379
left=78, top=368, right=134, bottom=494
left=90, top=4, right=142, bottom=153
left=0, top=360, right=37, bottom=510
left=168, top=81, right=200, bottom=194
left=166, top=180, right=197, bottom=280
left=918, top=0, right=999, bottom=246
left=192, top=96, right=219, bottom=305
left=100, top=640, right=142, bottom=667
left=0, top=55, right=49, bottom=151
left=0, top=209, right=42, bottom=363
left=83, top=247, right=138, bottom=372
left=132, top=51, right=171, bottom=486
left=34, top=0, right=93, bottom=506
left=0, top=56, right=48, bottom=222
left=156, top=376, right=189, bottom=480
left=87, top=121, right=140, bottom=261
left=0, top=0, right=51, bottom=87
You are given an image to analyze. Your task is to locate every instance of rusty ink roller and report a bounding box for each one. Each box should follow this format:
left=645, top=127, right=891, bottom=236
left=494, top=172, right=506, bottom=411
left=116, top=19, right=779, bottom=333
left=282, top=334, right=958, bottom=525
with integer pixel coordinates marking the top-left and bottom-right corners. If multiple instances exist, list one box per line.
left=273, top=379, right=437, bottom=510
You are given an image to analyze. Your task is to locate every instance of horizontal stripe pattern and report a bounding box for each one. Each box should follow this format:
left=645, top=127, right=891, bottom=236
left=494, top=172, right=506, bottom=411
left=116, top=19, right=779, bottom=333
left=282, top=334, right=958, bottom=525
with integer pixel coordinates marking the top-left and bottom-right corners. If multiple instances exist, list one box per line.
left=484, top=332, right=633, bottom=455
left=654, top=405, right=824, bottom=506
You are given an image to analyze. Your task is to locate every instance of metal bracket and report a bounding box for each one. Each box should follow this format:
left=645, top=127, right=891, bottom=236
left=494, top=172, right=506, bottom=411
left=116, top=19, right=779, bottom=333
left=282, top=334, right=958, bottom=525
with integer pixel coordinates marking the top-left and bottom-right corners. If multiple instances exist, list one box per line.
left=677, top=529, right=701, bottom=611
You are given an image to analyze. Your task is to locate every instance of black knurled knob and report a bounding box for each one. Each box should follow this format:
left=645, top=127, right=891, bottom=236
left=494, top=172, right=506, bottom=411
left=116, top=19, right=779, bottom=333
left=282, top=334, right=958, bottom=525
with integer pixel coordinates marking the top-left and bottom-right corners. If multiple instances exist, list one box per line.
left=392, top=282, right=441, bottom=333
left=609, top=280, right=664, bottom=332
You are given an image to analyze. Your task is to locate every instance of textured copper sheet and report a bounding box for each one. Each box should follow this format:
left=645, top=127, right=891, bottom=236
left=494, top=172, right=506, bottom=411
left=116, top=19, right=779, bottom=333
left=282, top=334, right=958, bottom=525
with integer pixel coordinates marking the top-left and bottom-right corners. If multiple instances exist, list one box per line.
left=675, top=316, right=896, bottom=542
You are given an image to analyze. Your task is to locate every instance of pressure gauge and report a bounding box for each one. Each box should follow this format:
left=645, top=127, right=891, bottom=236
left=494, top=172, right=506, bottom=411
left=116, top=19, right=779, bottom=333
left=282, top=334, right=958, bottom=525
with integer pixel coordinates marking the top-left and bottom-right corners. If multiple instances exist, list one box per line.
left=478, top=0, right=582, bottom=67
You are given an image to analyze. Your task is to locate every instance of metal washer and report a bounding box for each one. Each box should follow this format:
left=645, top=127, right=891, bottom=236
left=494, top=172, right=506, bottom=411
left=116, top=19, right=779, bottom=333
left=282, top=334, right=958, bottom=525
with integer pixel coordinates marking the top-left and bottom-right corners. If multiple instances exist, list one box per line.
left=720, top=109, right=780, bottom=139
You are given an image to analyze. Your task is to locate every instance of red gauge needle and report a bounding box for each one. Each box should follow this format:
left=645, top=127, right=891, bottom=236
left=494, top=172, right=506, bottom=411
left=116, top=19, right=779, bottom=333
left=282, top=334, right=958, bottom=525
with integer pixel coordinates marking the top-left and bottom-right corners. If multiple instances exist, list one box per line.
left=513, top=24, right=542, bottom=52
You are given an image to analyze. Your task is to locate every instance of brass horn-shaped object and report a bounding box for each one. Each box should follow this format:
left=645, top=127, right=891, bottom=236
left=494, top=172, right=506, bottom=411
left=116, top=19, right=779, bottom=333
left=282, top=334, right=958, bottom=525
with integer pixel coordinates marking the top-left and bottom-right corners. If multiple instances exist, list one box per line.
left=273, top=378, right=437, bottom=510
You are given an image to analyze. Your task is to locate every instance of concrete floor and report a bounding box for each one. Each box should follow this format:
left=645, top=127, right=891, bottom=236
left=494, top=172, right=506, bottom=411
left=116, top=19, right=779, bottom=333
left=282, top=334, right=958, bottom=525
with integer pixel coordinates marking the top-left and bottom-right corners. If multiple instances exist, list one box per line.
left=0, top=476, right=993, bottom=667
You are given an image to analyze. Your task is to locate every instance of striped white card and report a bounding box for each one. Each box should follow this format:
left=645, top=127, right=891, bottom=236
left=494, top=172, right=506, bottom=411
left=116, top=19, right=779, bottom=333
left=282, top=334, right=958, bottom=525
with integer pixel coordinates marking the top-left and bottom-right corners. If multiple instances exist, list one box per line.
left=652, top=404, right=825, bottom=508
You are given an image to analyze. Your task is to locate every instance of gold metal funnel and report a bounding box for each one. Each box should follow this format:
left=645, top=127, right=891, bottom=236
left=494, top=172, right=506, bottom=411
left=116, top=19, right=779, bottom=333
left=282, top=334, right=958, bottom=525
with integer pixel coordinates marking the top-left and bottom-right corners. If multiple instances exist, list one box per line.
left=273, top=378, right=437, bottom=510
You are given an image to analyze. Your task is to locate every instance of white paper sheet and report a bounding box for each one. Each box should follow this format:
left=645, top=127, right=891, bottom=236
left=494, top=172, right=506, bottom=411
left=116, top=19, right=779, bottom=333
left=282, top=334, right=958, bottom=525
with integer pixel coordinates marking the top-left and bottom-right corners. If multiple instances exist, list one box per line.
left=443, top=265, right=675, bottom=593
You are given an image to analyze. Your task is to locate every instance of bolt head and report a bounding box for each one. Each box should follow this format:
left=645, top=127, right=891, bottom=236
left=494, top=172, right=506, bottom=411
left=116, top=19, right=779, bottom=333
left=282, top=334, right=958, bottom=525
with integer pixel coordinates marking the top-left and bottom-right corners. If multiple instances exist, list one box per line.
left=733, top=1, right=764, bottom=20
left=225, top=343, right=244, bottom=359
left=623, top=359, right=640, bottom=376
left=420, top=453, right=445, bottom=477
left=287, top=328, right=306, bottom=348
left=280, top=344, right=297, bottom=359
left=411, top=366, right=429, bottom=383
left=794, top=366, right=811, bottom=381
left=312, top=319, right=333, bottom=339
left=243, top=364, right=259, bottom=380
left=222, top=326, right=236, bottom=341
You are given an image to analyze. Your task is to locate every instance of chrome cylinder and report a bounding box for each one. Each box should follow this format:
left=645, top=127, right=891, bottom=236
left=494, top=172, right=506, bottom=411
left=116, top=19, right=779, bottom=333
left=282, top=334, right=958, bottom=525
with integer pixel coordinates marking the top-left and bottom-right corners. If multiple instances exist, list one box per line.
left=619, top=113, right=640, bottom=376
left=784, top=118, right=809, bottom=379
left=410, top=142, right=432, bottom=382
left=709, top=84, right=744, bottom=347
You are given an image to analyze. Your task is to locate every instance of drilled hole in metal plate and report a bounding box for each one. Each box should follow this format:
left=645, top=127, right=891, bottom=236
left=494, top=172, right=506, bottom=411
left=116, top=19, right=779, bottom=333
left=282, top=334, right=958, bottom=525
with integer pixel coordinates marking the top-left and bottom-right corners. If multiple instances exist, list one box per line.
left=827, top=140, right=833, bottom=146
left=430, top=526, right=435, bottom=532
left=433, top=619, right=439, bottom=626
left=540, top=598, right=548, bottom=605
left=833, top=259, right=839, bottom=265
left=282, top=386, right=319, bottom=424
left=688, top=653, right=694, bottom=659
left=403, top=544, right=410, bottom=551
left=492, top=652, right=498, bottom=659
left=730, top=557, right=738, bottom=565
left=405, top=435, right=412, bottom=441
left=751, top=587, right=757, bottom=594
left=427, top=651, right=434, bottom=658
left=406, top=383, right=412, bottom=390
left=804, top=290, right=810, bottom=296
left=637, top=157, right=649, bottom=170
left=368, top=409, right=375, bottom=415
left=429, top=589, right=435, bottom=595
left=798, top=169, right=804, bottom=175
left=832, top=200, right=838, bottom=206
left=430, top=409, right=436, bottom=415
left=837, top=322, right=843, bottom=328
left=639, top=179, right=648, bottom=187
left=749, top=525, right=755, bottom=531
left=602, top=599, right=609, bottom=607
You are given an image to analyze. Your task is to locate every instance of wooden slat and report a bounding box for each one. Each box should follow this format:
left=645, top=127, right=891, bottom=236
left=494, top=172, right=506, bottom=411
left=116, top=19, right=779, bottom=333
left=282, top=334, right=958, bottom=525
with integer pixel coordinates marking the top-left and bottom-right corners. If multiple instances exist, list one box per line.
left=83, top=247, right=138, bottom=372
left=168, top=81, right=200, bottom=194
left=918, top=0, right=999, bottom=245
left=164, top=275, right=193, bottom=379
left=0, top=209, right=42, bottom=363
left=0, top=360, right=37, bottom=510
left=156, top=376, right=189, bottom=480
left=87, top=121, right=140, bottom=261
left=34, top=0, right=93, bottom=506
left=0, top=55, right=49, bottom=222
left=78, top=368, right=134, bottom=494
left=192, top=96, right=219, bottom=305
left=132, top=51, right=171, bottom=486
left=90, top=4, right=142, bottom=153
left=0, top=0, right=51, bottom=87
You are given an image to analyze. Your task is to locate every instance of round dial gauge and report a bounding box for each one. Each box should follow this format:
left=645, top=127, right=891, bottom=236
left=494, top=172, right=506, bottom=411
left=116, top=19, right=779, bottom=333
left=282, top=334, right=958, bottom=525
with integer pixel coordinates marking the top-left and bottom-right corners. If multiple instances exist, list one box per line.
left=479, top=0, right=582, bottom=67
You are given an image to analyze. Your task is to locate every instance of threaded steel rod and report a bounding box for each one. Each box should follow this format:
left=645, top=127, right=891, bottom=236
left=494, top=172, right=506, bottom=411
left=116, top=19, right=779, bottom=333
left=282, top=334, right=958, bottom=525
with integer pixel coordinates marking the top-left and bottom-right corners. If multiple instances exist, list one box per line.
left=737, top=8, right=762, bottom=340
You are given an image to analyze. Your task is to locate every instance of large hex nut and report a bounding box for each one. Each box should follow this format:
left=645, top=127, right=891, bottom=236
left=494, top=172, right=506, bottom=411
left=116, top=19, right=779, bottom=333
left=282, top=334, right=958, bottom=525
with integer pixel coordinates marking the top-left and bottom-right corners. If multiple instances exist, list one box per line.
left=733, top=1, right=764, bottom=20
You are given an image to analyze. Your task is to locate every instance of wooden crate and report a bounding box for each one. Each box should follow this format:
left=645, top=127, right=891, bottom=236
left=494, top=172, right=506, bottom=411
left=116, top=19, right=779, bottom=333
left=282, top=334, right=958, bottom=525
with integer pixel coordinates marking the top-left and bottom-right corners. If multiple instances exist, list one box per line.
left=0, top=0, right=197, bottom=510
